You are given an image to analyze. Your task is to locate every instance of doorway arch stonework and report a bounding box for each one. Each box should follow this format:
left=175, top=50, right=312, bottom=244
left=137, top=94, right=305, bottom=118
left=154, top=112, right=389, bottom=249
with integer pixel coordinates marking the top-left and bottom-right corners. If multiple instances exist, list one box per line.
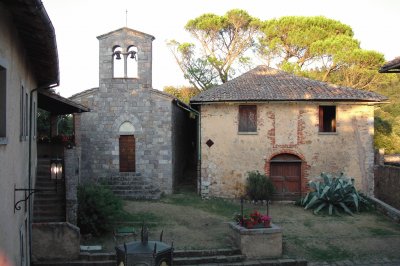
left=265, top=151, right=308, bottom=200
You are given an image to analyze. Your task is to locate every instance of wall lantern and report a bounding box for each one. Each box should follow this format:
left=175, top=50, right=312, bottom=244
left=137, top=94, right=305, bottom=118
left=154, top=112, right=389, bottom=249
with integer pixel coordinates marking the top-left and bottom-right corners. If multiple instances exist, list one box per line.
left=14, top=159, right=61, bottom=212
left=51, top=159, right=63, bottom=179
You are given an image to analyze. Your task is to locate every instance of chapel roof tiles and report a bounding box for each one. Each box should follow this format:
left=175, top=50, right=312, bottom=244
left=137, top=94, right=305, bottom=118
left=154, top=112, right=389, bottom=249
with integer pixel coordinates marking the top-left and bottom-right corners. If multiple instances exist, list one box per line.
left=190, top=66, right=387, bottom=104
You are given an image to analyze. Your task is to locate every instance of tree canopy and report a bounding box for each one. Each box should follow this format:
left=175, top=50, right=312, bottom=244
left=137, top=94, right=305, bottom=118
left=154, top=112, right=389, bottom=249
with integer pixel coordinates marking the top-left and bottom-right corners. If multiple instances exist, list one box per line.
left=258, top=16, right=354, bottom=68
left=168, top=9, right=261, bottom=90
left=257, top=16, right=393, bottom=91
left=163, top=85, right=200, bottom=104
left=170, top=12, right=393, bottom=91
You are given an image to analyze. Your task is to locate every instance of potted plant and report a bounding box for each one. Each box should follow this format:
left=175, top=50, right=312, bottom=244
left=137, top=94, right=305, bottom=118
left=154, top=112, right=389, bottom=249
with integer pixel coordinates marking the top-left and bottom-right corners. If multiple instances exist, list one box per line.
left=235, top=210, right=271, bottom=229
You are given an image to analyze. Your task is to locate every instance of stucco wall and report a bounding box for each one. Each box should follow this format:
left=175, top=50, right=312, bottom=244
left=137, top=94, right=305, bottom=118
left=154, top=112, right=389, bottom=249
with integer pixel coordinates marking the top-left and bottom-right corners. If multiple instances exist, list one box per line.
left=0, top=3, right=38, bottom=265
left=200, top=102, right=375, bottom=198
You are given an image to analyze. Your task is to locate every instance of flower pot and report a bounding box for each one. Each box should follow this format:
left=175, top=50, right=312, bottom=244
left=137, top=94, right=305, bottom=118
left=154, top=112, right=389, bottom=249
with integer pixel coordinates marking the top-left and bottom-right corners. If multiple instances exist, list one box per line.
left=263, top=220, right=271, bottom=228
left=245, top=222, right=254, bottom=229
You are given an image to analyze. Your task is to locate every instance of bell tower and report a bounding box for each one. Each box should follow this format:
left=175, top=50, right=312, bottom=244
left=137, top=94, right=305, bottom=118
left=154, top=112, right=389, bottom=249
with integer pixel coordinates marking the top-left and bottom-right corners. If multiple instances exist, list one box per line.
left=97, top=27, right=155, bottom=91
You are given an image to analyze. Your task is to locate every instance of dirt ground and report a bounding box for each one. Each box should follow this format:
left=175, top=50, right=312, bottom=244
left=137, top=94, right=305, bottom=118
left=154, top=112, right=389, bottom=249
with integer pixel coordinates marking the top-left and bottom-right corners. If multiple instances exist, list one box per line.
left=83, top=199, right=400, bottom=262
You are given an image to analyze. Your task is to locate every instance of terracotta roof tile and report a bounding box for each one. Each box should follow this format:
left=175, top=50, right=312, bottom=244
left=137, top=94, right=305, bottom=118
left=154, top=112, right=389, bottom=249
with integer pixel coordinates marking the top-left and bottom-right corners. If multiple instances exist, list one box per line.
left=191, top=66, right=387, bottom=103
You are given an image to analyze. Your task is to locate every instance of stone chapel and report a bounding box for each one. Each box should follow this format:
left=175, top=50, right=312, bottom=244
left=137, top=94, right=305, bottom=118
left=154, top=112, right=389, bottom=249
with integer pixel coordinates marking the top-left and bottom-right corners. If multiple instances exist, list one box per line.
left=70, top=27, right=195, bottom=199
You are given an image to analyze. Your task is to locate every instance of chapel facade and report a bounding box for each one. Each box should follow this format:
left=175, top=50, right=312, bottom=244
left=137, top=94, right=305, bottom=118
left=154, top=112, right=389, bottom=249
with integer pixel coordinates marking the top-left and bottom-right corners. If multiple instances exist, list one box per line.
left=70, top=28, right=194, bottom=198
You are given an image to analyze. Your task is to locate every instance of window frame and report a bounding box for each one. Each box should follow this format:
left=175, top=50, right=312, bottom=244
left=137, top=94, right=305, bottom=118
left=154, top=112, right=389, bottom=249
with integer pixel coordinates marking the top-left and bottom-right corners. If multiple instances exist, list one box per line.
left=238, top=105, right=257, bottom=134
left=318, top=105, right=337, bottom=133
left=0, top=64, right=7, bottom=143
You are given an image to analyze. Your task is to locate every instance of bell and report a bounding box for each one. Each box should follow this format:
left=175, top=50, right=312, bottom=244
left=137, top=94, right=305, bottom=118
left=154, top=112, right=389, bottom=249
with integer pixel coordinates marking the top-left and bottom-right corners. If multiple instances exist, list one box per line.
left=115, top=52, right=121, bottom=60
left=129, top=51, right=136, bottom=59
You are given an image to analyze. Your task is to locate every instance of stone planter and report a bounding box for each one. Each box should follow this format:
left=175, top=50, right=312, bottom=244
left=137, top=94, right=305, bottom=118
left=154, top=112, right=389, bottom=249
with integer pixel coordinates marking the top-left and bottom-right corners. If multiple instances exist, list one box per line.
left=229, top=222, right=282, bottom=259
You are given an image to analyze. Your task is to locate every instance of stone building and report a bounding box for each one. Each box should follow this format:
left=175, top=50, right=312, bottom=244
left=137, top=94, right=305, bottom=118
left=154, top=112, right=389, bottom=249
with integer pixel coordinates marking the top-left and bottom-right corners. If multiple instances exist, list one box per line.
left=70, top=27, right=194, bottom=199
left=190, top=66, right=387, bottom=200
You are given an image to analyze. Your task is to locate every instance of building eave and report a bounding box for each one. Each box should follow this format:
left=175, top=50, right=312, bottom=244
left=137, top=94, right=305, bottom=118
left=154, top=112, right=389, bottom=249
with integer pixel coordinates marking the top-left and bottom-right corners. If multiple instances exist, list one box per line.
left=1, top=0, right=60, bottom=87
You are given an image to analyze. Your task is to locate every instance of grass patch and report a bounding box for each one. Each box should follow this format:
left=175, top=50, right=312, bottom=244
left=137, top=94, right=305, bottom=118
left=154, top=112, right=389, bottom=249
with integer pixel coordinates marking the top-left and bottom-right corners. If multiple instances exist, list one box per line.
left=303, top=219, right=314, bottom=228
left=306, top=243, right=353, bottom=261
left=160, top=191, right=247, bottom=218
left=366, top=227, right=396, bottom=236
left=117, top=211, right=163, bottom=228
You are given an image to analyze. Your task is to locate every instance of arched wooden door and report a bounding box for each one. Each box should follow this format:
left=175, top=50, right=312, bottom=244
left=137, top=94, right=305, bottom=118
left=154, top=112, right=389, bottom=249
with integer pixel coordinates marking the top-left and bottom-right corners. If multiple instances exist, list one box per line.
left=270, top=154, right=302, bottom=201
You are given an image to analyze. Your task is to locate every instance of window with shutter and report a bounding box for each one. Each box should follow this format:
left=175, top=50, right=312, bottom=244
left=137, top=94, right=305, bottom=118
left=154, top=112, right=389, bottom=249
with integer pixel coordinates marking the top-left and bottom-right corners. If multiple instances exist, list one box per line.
left=238, top=105, right=257, bottom=133
left=319, top=105, right=336, bottom=133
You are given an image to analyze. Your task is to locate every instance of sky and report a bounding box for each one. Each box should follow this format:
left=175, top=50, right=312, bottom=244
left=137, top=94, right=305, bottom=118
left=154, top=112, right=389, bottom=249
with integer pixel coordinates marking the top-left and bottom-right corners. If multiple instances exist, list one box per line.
left=42, top=0, right=400, bottom=97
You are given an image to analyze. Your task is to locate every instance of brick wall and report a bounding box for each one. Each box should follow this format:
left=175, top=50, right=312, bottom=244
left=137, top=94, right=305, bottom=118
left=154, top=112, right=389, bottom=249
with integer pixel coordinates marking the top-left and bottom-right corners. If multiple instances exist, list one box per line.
left=374, top=165, right=400, bottom=210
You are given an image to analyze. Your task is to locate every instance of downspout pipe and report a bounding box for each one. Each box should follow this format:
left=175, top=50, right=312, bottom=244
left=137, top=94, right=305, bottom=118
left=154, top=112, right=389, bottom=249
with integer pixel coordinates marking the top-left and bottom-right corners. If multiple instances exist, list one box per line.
left=28, top=83, right=58, bottom=264
left=174, top=100, right=202, bottom=195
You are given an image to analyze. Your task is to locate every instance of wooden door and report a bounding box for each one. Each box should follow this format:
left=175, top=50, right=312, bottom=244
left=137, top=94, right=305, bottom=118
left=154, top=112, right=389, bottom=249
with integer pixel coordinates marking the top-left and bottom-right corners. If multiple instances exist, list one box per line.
left=119, top=135, right=135, bottom=172
left=270, top=155, right=301, bottom=200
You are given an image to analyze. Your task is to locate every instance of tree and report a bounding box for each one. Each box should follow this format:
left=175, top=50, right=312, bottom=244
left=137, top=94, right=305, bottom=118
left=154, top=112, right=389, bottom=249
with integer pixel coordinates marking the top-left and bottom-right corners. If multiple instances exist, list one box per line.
left=168, top=9, right=261, bottom=89
left=167, top=41, right=219, bottom=90
left=258, top=16, right=354, bottom=68
left=258, top=16, right=394, bottom=90
left=37, top=108, right=51, bottom=139
left=37, top=109, right=73, bottom=140
left=163, top=85, right=200, bottom=104
left=374, top=75, right=400, bottom=154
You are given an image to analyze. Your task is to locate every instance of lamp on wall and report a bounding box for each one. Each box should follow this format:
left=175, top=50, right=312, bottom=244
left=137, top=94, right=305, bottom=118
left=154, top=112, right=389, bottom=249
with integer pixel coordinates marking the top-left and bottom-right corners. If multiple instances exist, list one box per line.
left=51, top=159, right=63, bottom=179
left=14, top=159, right=62, bottom=212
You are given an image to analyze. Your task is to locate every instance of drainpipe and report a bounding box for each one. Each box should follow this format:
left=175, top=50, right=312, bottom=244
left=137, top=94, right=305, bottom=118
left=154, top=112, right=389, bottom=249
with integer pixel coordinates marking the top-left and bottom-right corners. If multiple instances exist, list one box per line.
left=174, top=100, right=202, bottom=195
left=28, top=84, right=58, bottom=264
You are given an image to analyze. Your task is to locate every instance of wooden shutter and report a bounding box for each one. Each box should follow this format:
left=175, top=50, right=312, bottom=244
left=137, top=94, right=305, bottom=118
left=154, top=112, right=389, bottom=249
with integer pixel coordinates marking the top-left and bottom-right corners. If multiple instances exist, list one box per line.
left=319, top=106, right=336, bottom=132
left=239, top=105, right=257, bottom=132
left=119, top=135, right=135, bottom=172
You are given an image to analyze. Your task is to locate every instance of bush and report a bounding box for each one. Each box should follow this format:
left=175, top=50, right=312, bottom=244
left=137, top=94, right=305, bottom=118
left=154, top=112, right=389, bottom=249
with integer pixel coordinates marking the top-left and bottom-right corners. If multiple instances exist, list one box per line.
left=245, top=171, right=274, bottom=201
left=301, top=172, right=370, bottom=215
left=77, top=182, right=125, bottom=235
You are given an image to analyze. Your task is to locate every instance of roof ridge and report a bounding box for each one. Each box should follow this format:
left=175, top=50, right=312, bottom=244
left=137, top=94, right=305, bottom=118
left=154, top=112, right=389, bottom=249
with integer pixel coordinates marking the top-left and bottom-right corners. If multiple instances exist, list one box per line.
left=190, top=66, right=387, bottom=103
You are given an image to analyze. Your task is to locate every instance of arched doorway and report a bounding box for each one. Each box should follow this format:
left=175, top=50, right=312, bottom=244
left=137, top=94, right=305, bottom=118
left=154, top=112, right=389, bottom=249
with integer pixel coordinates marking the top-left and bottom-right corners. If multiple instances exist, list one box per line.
left=119, top=121, right=135, bottom=172
left=269, top=153, right=302, bottom=201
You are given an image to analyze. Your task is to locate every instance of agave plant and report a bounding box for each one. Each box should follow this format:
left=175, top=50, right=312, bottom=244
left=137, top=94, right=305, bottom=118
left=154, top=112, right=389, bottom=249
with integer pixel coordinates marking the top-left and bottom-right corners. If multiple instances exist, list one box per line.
left=301, top=173, right=368, bottom=215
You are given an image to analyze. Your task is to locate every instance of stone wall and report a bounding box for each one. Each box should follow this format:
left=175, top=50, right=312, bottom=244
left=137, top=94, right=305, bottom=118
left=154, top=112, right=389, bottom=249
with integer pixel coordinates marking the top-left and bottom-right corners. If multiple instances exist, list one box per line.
left=72, top=89, right=176, bottom=197
left=70, top=28, right=179, bottom=198
left=64, top=147, right=79, bottom=225
left=200, top=102, right=375, bottom=198
left=374, top=165, right=400, bottom=210
left=31, top=222, right=80, bottom=262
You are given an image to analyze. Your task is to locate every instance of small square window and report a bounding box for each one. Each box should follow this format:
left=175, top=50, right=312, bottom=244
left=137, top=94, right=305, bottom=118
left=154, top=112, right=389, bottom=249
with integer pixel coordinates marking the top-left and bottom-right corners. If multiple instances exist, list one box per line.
left=319, top=105, right=336, bottom=133
left=238, top=105, right=257, bottom=133
left=206, top=139, right=214, bottom=147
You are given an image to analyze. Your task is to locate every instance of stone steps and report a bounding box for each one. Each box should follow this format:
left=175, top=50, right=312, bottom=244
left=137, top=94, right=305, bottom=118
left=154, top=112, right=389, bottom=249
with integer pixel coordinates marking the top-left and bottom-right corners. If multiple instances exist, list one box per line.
left=173, top=248, right=245, bottom=265
left=33, top=158, right=66, bottom=223
left=174, top=254, right=245, bottom=265
left=32, top=260, right=115, bottom=266
left=174, top=248, right=241, bottom=257
left=99, top=176, right=162, bottom=200
left=33, top=250, right=307, bottom=266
